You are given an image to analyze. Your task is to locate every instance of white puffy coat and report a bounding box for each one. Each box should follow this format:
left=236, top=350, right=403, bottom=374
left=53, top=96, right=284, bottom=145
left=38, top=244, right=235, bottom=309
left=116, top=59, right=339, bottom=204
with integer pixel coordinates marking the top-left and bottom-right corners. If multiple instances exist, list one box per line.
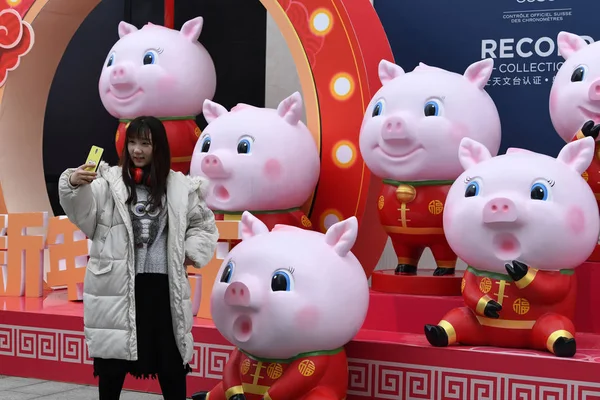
left=58, top=162, right=218, bottom=365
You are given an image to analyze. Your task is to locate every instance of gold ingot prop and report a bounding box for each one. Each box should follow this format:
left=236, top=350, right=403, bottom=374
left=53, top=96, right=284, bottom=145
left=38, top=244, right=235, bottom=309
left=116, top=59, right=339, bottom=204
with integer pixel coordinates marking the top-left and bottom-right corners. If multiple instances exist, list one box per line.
left=396, top=184, right=416, bottom=204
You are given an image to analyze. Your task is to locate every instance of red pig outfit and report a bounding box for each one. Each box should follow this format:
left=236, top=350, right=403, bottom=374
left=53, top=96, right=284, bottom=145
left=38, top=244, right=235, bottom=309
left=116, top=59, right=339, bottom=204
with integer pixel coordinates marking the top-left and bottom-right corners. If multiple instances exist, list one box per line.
left=435, top=266, right=576, bottom=354
left=214, top=208, right=313, bottom=250
left=116, top=116, right=201, bottom=174
left=378, top=179, right=457, bottom=273
left=574, top=130, right=600, bottom=208
left=204, top=347, right=348, bottom=400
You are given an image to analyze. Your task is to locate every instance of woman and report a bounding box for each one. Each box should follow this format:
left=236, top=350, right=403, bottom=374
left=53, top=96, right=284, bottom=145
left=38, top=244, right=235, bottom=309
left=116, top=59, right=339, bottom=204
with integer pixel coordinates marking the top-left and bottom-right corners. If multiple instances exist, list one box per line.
left=58, top=116, right=219, bottom=400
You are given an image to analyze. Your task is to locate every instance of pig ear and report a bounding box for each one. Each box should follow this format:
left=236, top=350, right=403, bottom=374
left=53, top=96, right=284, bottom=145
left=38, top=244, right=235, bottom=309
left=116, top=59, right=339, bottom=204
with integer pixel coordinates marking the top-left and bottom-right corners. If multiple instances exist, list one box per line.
left=277, top=92, right=303, bottom=125
left=556, top=136, right=595, bottom=175
left=240, top=212, right=270, bottom=241
left=324, top=217, right=358, bottom=257
left=180, top=17, right=204, bottom=42
left=378, top=60, right=405, bottom=85
left=203, top=99, right=228, bottom=124
left=458, top=137, right=493, bottom=170
left=557, top=31, right=588, bottom=60
left=118, top=21, right=138, bottom=38
left=464, top=59, right=494, bottom=90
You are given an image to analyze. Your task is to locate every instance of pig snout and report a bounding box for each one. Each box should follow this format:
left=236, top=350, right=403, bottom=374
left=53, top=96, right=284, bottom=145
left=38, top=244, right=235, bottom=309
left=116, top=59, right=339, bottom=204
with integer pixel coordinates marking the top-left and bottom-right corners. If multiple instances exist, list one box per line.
left=483, top=197, right=519, bottom=224
left=201, top=155, right=230, bottom=179
left=109, top=63, right=136, bottom=91
left=589, top=78, right=600, bottom=102
left=381, top=115, right=408, bottom=141
left=225, top=282, right=257, bottom=309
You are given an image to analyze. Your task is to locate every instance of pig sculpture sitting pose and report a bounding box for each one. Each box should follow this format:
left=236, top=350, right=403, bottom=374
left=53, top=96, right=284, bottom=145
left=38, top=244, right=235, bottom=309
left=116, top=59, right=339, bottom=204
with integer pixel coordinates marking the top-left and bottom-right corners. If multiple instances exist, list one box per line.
left=99, top=17, right=216, bottom=174
left=424, top=137, right=600, bottom=357
left=359, top=59, right=501, bottom=276
left=192, top=212, right=370, bottom=400
left=190, top=92, right=320, bottom=242
left=550, top=32, right=600, bottom=210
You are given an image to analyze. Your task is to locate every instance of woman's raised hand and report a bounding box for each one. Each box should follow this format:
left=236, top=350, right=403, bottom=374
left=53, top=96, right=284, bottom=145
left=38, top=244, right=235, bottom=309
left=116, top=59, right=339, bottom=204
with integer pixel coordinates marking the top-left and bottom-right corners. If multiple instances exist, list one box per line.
left=69, top=162, right=98, bottom=186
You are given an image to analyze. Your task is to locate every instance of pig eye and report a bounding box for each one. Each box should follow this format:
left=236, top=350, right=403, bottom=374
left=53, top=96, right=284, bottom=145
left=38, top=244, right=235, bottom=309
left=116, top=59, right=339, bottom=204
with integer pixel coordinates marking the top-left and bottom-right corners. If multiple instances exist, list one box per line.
left=146, top=205, right=160, bottom=217
left=200, top=136, right=211, bottom=153
left=464, top=181, right=480, bottom=197
left=143, top=50, right=158, bottom=65
left=133, top=202, right=146, bottom=217
left=571, top=65, right=587, bottom=82
left=220, top=261, right=234, bottom=283
left=424, top=100, right=440, bottom=117
left=530, top=182, right=549, bottom=201
left=271, top=269, right=294, bottom=292
left=237, top=136, right=253, bottom=154
left=106, top=53, right=115, bottom=67
left=372, top=100, right=385, bottom=117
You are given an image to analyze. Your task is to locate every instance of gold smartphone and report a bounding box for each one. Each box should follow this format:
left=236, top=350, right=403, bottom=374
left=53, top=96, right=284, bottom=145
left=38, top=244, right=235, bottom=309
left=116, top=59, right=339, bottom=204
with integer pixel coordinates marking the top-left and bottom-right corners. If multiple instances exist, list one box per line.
left=85, top=146, right=104, bottom=172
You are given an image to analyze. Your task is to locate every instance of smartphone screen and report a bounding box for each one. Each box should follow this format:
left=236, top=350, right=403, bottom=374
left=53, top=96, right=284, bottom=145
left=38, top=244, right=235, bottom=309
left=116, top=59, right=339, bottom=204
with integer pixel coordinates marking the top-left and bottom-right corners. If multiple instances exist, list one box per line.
left=85, top=146, right=104, bottom=172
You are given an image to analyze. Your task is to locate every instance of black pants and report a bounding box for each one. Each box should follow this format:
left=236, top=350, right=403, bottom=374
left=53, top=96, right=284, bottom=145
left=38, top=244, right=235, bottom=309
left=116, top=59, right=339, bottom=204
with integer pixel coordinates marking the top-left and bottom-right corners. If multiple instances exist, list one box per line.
left=98, top=370, right=187, bottom=400
left=94, top=274, right=189, bottom=399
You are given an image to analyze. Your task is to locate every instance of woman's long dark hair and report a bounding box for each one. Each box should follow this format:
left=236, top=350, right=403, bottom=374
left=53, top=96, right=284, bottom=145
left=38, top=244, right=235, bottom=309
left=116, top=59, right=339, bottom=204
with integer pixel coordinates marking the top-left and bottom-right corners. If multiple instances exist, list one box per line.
left=120, top=116, right=171, bottom=211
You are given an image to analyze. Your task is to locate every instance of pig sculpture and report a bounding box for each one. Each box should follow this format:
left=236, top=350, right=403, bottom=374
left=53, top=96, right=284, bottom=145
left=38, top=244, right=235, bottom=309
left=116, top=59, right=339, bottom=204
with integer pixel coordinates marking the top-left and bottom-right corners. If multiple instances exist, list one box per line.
left=190, top=92, right=320, bottom=243
left=550, top=31, right=600, bottom=209
left=359, top=59, right=501, bottom=276
left=99, top=17, right=216, bottom=174
left=192, top=212, right=370, bottom=400
left=424, top=137, right=600, bottom=357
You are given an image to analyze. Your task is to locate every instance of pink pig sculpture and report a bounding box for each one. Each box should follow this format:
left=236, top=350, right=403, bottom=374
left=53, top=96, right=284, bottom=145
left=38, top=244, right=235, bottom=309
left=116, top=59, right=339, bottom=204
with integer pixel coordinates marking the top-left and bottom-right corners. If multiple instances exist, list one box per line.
left=359, top=59, right=501, bottom=276
left=424, top=137, right=600, bottom=357
left=550, top=32, right=600, bottom=210
left=99, top=17, right=216, bottom=174
left=190, top=92, right=320, bottom=244
left=192, top=212, right=369, bottom=400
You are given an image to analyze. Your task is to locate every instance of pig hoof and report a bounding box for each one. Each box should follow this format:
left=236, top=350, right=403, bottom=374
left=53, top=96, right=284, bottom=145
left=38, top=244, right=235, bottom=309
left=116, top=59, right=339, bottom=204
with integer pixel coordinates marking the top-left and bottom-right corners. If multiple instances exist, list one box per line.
left=424, top=324, right=448, bottom=347
left=433, top=267, right=455, bottom=276
left=395, top=264, right=417, bottom=275
left=553, top=337, right=576, bottom=357
left=191, top=392, right=208, bottom=400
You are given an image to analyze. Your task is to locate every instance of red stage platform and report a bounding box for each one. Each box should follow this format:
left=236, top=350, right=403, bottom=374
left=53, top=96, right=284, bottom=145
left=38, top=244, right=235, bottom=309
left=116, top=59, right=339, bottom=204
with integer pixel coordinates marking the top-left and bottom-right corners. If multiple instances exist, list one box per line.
left=2, top=287, right=600, bottom=399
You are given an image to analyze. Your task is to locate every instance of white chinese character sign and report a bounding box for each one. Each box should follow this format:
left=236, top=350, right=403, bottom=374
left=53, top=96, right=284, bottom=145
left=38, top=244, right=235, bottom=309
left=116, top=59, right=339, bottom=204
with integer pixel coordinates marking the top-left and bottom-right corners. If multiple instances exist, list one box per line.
left=374, top=0, right=592, bottom=156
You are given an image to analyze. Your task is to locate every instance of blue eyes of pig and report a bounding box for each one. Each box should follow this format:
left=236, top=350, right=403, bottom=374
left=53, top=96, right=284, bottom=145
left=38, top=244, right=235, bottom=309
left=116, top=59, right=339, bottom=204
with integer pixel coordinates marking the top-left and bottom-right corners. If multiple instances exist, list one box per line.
left=571, top=65, right=586, bottom=82
left=220, top=261, right=234, bottom=283
left=465, top=181, right=480, bottom=197
left=424, top=100, right=440, bottom=117
left=200, top=136, right=211, bottom=153
left=530, top=182, right=549, bottom=201
left=271, top=270, right=293, bottom=292
left=372, top=100, right=385, bottom=117
left=237, top=138, right=252, bottom=154
left=143, top=50, right=158, bottom=65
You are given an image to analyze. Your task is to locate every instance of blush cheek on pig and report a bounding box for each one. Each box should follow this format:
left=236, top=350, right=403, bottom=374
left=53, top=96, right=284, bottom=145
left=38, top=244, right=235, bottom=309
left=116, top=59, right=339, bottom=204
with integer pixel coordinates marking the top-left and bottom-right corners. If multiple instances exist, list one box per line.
left=450, top=122, right=470, bottom=143
left=566, top=205, right=586, bottom=235
left=157, top=74, right=177, bottom=92
left=294, top=305, right=320, bottom=330
left=263, top=158, right=283, bottom=180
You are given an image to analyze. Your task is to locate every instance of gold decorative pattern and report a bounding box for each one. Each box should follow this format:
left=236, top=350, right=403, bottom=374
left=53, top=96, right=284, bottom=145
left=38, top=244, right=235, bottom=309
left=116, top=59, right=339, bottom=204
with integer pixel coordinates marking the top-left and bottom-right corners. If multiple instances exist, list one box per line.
left=428, top=200, right=444, bottom=215
left=396, top=184, right=416, bottom=203
left=298, top=360, right=316, bottom=376
left=512, top=298, right=530, bottom=315
left=266, top=363, right=283, bottom=380
left=479, top=277, right=492, bottom=294
left=240, top=359, right=251, bottom=375
left=378, top=195, right=384, bottom=210
left=301, top=215, right=312, bottom=228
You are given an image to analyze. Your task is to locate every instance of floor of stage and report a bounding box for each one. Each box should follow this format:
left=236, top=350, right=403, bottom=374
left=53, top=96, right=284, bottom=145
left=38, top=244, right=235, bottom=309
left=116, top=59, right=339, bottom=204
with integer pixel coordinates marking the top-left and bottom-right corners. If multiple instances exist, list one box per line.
left=3, top=289, right=600, bottom=399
